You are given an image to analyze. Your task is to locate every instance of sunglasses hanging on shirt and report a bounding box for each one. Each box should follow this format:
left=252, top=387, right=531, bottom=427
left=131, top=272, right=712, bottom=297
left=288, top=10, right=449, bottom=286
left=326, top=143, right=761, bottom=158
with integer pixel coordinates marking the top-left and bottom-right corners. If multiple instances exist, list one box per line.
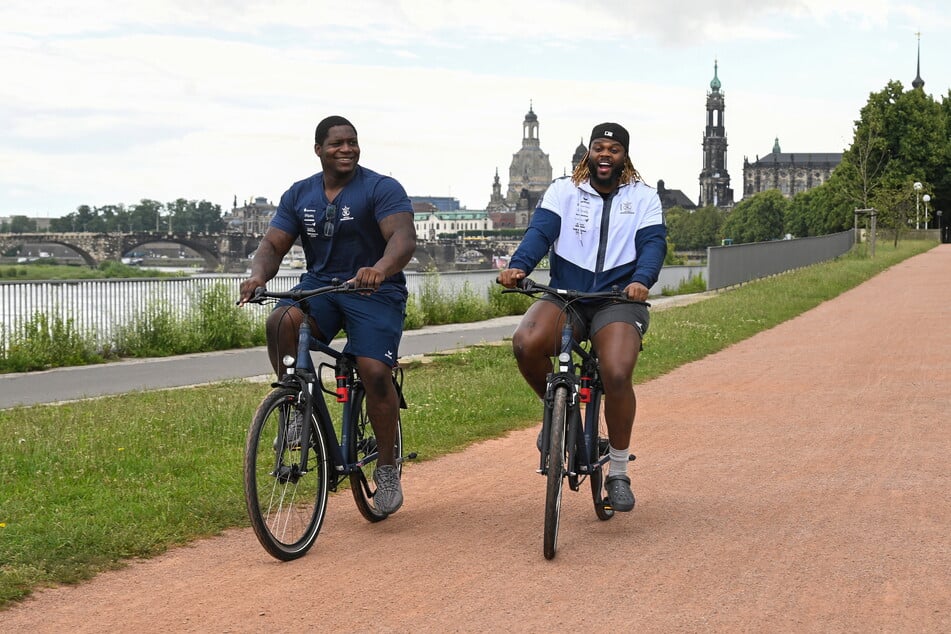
left=322, top=204, right=336, bottom=238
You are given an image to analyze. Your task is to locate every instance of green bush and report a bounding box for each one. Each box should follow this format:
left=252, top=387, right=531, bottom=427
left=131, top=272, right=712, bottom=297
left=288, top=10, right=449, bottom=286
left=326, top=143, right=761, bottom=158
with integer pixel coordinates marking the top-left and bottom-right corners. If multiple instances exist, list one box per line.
left=404, top=294, right=424, bottom=330
left=447, top=281, right=493, bottom=323
left=488, top=282, right=534, bottom=316
left=418, top=273, right=454, bottom=324
left=0, top=312, right=103, bottom=372
left=183, top=283, right=263, bottom=350
left=662, top=272, right=707, bottom=296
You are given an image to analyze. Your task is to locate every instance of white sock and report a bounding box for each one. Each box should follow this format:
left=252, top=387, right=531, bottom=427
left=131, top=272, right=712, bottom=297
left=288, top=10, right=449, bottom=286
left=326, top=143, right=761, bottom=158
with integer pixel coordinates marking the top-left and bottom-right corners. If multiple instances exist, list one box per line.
left=608, top=445, right=629, bottom=477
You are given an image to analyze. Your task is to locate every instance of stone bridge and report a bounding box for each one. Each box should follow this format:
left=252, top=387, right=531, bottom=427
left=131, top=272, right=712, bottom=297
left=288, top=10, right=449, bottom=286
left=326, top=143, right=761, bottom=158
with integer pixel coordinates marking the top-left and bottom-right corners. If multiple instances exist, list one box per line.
left=1, top=232, right=521, bottom=273
left=0, top=231, right=262, bottom=273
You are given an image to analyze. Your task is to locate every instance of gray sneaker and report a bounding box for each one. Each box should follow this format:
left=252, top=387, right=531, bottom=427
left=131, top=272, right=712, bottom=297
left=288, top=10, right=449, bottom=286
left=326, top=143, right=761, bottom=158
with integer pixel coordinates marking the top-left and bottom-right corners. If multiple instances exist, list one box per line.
left=372, top=464, right=403, bottom=514
left=275, top=408, right=304, bottom=451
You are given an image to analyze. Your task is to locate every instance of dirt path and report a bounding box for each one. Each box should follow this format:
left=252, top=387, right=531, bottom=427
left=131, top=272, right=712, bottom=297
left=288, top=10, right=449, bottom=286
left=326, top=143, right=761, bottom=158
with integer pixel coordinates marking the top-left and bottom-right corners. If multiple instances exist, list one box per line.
left=3, top=246, right=950, bottom=633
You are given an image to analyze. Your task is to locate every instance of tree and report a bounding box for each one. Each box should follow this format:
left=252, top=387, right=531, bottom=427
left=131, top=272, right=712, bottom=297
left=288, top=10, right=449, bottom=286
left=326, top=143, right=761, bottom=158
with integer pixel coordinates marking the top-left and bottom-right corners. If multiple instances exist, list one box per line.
left=7, top=215, right=37, bottom=233
left=131, top=199, right=165, bottom=232
left=665, top=205, right=726, bottom=250
left=166, top=198, right=224, bottom=233
left=721, top=190, right=787, bottom=244
left=832, top=80, right=950, bottom=237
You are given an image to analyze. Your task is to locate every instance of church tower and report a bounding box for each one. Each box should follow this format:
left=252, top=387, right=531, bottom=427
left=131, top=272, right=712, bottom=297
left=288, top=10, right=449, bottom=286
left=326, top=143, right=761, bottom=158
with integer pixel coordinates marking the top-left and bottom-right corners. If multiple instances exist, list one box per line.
left=486, top=102, right=553, bottom=227
left=699, top=61, right=733, bottom=208
left=912, top=32, right=925, bottom=90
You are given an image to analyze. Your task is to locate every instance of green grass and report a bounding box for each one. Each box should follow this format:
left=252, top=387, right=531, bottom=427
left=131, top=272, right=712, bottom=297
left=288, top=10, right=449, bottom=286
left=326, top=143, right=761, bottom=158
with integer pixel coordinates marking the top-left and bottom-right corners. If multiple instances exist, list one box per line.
left=0, top=240, right=937, bottom=608
left=0, top=261, right=186, bottom=280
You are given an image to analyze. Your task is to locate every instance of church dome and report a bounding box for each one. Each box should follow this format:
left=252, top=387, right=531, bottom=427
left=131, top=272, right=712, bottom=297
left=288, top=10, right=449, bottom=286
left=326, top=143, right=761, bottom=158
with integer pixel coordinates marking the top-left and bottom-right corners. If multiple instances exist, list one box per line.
left=710, top=60, right=721, bottom=92
left=572, top=137, right=587, bottom=168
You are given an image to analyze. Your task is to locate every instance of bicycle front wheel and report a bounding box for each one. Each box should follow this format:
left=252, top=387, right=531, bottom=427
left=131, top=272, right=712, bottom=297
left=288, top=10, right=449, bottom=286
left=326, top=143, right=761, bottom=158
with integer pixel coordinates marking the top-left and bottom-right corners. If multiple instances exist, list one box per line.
left=544, top=385, right=569, bottom=560
left=244, top=387, right=330, bottom=561
left=588, top=390, right=615, bottom=521
left=348, top=386, right=403, bottom=522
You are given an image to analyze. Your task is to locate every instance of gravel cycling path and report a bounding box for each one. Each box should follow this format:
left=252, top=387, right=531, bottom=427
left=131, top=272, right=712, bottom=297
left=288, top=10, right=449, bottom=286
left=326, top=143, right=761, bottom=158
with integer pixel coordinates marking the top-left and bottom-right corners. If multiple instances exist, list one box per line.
left=3, top=245, right=949, bottom=632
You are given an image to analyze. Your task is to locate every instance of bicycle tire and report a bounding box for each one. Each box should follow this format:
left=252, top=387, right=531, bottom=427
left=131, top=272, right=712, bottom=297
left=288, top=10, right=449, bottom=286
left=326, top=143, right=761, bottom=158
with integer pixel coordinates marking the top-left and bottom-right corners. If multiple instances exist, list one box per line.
left=348, top=385, right=403, bottom=522
left=544, top=385, right=569, bottom=560
left=244, top=387, right=330, bottom=561
left=588, top=390, right=615, bottom=521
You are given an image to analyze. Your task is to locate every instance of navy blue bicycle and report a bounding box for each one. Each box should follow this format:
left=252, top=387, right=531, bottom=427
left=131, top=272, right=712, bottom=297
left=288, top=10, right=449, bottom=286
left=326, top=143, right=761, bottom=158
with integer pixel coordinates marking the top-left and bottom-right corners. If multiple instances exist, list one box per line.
left=503, top=278, right=642, bottom=559
left=242, top=281, right=414, bottom=560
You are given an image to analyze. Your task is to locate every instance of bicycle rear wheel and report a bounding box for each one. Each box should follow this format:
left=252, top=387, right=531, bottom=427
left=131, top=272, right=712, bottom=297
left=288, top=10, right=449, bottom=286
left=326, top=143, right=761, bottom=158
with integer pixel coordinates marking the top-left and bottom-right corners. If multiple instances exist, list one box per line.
left=544, top=385, right=570, bottom=560
left=588, top=390, right=615, bottom=521
left=244, top=387, right=330, bottom=560
left=348, top=385, right=403, bottom=522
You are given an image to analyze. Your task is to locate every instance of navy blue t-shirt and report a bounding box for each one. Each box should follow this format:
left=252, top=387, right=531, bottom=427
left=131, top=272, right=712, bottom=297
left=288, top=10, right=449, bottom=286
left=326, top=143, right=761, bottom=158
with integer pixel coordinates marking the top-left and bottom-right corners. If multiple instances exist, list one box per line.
left=270, top=166, right=412, bottom=288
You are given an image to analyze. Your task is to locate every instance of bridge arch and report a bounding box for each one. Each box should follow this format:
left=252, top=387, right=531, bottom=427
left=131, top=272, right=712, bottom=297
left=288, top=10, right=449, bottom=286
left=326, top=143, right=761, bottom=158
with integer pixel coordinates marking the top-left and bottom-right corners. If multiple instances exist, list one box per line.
left=119, top=236, right=221, bottom=271
left=0, top=235, right=97, bottom=267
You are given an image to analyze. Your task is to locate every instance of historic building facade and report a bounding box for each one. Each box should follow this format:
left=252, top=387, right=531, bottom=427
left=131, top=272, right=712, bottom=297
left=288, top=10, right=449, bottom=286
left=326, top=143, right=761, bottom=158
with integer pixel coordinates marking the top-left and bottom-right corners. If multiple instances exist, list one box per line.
left=486, top=104, right=553, bottom=228
left=223, top=196, right=276, bottom=234
left=412, top=207, right=492, bottom=242
left=698, top=61, right=734, bottom=208
left=742, top=138, right=842, bottom=199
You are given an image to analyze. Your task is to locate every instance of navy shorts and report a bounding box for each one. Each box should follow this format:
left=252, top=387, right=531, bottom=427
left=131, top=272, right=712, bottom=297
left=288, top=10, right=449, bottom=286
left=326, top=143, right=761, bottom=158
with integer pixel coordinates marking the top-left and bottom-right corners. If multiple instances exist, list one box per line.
left=277, top=275, right=407, bottom=367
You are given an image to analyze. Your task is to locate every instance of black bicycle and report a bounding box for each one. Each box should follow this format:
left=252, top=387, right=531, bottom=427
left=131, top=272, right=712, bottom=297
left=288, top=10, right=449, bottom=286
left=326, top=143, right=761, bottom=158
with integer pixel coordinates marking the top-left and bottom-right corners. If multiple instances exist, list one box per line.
left=242, top=281, right=415, bottom=560
left=503, top=278, right=643, bottom=559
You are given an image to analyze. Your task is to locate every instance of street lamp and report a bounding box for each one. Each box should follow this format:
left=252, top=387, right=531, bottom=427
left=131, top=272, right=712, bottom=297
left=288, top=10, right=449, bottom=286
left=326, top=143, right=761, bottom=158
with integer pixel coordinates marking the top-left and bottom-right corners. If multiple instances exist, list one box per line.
left=913, top=181, right=922, bottom=230
left=922, top=194, right=931, bottom=229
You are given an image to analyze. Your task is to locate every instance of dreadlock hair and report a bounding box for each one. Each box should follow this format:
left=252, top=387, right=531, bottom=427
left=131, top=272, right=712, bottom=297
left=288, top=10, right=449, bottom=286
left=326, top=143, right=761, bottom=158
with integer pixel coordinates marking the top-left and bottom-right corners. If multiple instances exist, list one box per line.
left=570, top=150, right=642, bottom=187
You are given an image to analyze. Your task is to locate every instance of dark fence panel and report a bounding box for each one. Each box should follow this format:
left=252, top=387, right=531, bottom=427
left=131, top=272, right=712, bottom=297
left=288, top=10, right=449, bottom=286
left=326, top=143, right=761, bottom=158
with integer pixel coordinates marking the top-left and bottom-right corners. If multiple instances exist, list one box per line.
left=706, top=231, right=854, bottom=290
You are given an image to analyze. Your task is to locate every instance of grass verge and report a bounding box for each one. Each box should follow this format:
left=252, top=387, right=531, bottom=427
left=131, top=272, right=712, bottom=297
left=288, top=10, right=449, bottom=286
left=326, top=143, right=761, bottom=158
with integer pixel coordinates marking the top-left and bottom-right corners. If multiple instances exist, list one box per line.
left=0, top=240, right=937, bottom=608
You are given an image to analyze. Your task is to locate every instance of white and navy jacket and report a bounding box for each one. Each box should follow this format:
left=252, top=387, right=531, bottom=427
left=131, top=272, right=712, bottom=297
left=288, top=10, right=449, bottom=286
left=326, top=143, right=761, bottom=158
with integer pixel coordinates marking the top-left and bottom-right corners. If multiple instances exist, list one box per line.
left=509, top=176, right=667, bottom=294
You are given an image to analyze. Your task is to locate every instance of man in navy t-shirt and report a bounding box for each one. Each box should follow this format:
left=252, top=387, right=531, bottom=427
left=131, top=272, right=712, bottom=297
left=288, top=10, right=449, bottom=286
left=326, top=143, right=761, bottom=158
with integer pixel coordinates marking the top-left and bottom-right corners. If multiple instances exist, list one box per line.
left=239, top=116, right=416, bottom=514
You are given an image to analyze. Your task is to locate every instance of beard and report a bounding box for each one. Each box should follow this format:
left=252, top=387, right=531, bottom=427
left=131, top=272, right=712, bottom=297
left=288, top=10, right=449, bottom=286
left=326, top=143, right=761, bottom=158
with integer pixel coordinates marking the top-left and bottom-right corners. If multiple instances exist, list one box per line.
left=586, top=156, right=624, bottom=189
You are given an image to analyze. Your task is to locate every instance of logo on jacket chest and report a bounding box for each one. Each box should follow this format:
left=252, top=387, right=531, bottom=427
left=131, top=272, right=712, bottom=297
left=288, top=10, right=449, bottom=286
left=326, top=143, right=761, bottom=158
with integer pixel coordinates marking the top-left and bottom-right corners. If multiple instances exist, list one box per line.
left=572, top=195, right=592, bottom=238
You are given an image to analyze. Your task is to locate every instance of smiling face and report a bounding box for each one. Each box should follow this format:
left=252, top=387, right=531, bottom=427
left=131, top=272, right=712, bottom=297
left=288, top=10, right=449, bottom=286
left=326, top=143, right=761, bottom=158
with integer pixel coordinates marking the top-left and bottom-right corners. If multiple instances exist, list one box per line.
left=585, top=137, right=626, bottom=193
left=315, top=124, right=360, bottom=179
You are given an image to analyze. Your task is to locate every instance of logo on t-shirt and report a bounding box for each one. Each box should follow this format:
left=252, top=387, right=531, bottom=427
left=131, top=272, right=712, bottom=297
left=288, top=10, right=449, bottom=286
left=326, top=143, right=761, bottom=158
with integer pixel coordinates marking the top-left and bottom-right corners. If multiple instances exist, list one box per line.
left=303, top=208, right=318, bottom=237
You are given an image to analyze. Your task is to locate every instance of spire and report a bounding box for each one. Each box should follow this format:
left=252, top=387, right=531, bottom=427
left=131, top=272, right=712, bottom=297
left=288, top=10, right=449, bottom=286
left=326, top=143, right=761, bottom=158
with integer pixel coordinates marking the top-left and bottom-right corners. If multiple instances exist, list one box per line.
left=772, top=137, right=781, bottom=154
left=912, top=32, right=924, bottom=90
left=710, top=59, right=721, bottom=93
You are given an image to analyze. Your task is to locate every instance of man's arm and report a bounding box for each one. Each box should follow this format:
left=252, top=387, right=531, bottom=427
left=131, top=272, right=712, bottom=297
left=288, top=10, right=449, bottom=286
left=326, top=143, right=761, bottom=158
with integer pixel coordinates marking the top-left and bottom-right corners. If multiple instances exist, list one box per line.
left=352, top=211, right=417, bottom=289
left=237, top=227, right=297, bottom=304
left=630, top=223, right=667, bottom=289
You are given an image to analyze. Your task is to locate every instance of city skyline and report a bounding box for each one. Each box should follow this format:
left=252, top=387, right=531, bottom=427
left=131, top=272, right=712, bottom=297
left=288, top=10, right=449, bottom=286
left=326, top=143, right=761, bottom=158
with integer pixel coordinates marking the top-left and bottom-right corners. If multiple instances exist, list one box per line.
left=2, top=1, right=950, bottom=218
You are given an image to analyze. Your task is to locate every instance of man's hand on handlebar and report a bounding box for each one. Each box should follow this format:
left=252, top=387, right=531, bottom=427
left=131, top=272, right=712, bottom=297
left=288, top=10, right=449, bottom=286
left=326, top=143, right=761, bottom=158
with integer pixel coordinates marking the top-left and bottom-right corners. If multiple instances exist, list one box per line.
left=623, top=282, right=650, bottom=302
left=237, top=276, right=267, bottom=306
left=349, top=266, right=385, bottom=293
left=497, top=268, right=527, bottom=289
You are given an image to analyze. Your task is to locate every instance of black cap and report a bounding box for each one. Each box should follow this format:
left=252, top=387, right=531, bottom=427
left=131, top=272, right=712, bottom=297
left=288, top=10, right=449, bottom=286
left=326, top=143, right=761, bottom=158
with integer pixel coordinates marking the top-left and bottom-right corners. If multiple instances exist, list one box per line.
left=589, top=122, right=629, bottom=152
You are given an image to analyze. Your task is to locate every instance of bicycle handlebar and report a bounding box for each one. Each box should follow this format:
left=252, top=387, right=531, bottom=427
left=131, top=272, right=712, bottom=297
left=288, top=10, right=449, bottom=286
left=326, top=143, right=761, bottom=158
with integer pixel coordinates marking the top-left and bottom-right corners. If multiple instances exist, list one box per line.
left=500, top=277, right=649, bottom=305
left=244, top=278, right=366, bottom=304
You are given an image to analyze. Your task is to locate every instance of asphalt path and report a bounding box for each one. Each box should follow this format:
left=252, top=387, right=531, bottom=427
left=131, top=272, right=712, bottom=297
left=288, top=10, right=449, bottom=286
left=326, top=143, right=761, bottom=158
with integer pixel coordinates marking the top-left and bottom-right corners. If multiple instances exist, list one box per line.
left=0, top=293, right=709, bottom=409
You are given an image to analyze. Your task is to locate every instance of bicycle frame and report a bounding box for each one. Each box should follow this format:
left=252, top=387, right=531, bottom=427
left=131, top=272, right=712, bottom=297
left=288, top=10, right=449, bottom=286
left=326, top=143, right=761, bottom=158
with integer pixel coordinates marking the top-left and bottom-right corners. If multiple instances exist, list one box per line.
left=536, top=313, right=607, bottom=487
left=253, top=283, right=408, bottom=490
left=281, top=322, right=412, bottom=489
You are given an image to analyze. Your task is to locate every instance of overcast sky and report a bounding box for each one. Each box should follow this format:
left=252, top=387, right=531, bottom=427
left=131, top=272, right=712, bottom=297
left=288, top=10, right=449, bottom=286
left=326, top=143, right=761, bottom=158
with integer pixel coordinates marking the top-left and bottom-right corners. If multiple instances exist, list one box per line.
left=2, top=0, right=949, bottom=218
